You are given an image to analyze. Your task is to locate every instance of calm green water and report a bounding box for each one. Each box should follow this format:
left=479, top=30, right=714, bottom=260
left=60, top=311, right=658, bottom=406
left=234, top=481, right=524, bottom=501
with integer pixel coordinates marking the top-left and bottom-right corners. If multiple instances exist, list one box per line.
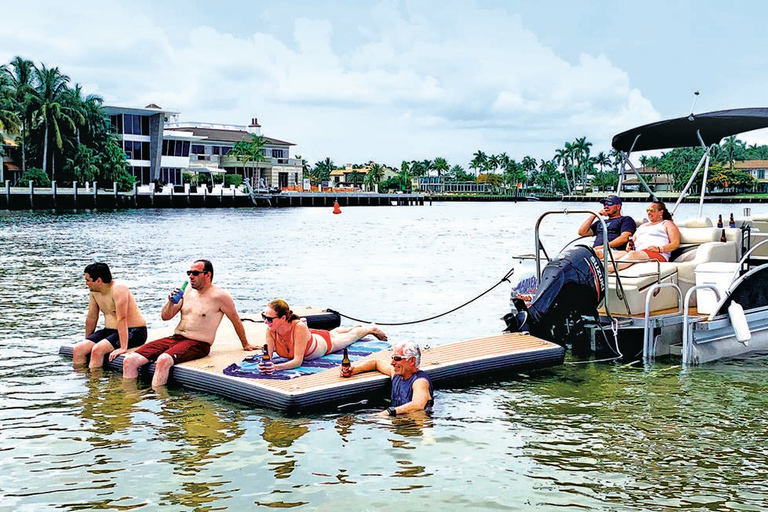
left=2, top=202, right=768, bottom=511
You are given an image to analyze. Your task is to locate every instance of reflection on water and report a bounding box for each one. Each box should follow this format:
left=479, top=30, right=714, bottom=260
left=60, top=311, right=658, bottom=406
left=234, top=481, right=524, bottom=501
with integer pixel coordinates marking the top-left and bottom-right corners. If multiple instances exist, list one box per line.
left=2, top=203, right=768, bottom=510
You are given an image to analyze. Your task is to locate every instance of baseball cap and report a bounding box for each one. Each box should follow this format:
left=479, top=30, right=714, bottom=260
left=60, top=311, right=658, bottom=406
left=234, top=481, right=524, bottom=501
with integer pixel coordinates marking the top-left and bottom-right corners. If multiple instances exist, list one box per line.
left=603, top=194, right=622, bottom=206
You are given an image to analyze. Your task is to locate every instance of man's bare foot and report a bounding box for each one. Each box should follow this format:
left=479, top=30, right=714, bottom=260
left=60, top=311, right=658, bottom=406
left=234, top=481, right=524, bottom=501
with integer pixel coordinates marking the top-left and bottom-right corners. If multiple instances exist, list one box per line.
left=369, top=324, right=388, bottom=341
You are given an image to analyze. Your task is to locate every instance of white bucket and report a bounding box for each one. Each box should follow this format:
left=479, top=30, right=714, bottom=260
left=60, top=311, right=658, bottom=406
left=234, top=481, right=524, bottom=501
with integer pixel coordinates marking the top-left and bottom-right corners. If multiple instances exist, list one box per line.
left=695, top=262, right=740, bottom=314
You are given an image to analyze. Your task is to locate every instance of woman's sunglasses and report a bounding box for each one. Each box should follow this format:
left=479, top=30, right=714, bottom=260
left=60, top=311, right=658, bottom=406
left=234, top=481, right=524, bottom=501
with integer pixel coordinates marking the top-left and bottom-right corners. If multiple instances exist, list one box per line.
left=261, top=313, right=278, bottom=323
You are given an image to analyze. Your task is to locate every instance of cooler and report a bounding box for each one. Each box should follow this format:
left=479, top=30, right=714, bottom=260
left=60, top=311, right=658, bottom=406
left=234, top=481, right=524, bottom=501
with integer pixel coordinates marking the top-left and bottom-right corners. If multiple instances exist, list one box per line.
left=695, top=262, right=740, bottom=315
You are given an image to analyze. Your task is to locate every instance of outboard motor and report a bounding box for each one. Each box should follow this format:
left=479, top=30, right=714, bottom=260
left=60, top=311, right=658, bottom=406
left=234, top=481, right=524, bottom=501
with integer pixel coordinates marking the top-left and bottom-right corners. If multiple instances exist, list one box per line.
left=504, top=245, right=605, bottom=352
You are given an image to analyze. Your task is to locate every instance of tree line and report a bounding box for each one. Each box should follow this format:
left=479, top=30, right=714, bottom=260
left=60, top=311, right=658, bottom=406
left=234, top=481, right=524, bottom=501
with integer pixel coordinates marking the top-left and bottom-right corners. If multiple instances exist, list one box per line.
left=3, top=56, right=767, bottom=195
left=301, top=133, right=768, bottom=194
left=0, top=56, right=132, bottom=189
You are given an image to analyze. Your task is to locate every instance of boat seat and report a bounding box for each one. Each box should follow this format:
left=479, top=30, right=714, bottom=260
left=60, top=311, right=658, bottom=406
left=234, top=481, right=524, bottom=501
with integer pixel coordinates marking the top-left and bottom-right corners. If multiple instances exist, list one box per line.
left=604, top=225, right=740, bottom=315
left=605, top=261, right=679, bottom=315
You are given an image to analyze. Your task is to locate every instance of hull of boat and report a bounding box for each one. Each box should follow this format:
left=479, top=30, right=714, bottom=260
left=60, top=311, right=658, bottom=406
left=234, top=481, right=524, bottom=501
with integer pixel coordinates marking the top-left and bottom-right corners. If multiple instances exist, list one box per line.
left=689, top=307, right=768, bottom=363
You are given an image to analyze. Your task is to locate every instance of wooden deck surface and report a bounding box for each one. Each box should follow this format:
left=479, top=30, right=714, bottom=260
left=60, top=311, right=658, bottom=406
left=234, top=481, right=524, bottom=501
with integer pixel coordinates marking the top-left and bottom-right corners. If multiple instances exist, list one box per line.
left=60, top=308, right=565, bottom=412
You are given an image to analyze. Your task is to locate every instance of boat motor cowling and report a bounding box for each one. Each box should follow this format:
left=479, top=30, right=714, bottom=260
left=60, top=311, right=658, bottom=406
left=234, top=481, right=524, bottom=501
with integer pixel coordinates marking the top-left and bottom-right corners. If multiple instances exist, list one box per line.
left=504, top=245, right=606, bottom=347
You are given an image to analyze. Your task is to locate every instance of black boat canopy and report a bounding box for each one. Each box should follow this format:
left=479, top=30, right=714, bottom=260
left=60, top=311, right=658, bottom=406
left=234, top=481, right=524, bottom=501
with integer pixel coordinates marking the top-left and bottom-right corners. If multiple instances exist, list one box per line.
left=611, top=107, right=768, bottom=153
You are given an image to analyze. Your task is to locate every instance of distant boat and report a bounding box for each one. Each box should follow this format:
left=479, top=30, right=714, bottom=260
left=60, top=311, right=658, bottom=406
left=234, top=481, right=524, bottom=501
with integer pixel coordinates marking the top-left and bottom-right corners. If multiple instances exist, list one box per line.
left=526, top=194, right=540, bottom=201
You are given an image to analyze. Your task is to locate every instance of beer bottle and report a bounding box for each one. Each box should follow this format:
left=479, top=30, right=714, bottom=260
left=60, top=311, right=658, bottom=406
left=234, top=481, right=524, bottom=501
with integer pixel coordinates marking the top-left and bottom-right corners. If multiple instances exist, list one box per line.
left=261, top=344, right=271, bottom=364
left=720, top=229, right=727, bottom=243
left=627, top=235, right=635, bottom=251
left=170, top=281, right=188, bottom=304
left=717, top=214, right=724, bottom=228
left=341, top=347, right=351, bottom=370
left=729, top=213, right=736, bottom=228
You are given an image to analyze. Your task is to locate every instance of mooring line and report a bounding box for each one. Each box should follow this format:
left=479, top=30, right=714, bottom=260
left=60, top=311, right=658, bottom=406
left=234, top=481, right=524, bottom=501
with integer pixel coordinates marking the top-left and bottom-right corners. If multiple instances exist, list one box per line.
left=331, top=267, right=516, bottom=326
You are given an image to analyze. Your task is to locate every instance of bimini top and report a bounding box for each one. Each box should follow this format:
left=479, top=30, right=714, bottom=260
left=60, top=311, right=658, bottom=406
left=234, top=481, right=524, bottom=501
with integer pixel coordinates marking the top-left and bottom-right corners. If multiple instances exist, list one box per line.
left=612, top=107, right=768, bottom=153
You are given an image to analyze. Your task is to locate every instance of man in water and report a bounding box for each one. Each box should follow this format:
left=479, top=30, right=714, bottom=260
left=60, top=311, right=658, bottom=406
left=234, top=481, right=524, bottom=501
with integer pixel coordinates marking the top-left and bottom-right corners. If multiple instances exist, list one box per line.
left=73, top=262, right=148, bottom=369
left=340, top=339, right=433, bottom=416
left=122, top=259, right=258, bottom=387
left=577, top=194, right=636, bottom=256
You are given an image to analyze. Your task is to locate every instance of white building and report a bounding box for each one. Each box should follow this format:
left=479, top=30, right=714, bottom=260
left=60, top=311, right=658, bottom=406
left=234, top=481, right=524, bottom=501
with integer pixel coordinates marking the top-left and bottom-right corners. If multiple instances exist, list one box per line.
left=105, top=105, right=300, bottom=189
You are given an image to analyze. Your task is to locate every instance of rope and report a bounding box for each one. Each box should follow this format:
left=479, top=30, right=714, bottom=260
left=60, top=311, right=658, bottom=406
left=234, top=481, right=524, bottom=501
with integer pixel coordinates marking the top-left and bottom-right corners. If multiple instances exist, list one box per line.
left=331, top=266, right=516, bottom=326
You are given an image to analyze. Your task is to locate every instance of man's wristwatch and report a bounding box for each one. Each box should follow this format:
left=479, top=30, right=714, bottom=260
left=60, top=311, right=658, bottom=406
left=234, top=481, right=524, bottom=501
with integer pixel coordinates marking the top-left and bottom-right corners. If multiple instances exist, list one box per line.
left=387, top=407, right=397, bottom=416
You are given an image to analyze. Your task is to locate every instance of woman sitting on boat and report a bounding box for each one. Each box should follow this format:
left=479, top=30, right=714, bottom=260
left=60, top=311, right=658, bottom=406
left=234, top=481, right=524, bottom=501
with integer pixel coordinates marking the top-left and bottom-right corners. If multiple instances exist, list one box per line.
left=611, top=201, right=680, bottom=268
left=258, top=299, right=388, bottom=374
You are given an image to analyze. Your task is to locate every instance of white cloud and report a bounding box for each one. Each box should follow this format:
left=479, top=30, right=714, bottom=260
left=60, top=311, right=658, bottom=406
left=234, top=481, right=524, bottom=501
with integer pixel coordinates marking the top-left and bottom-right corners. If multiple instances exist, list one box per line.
left=0, top=0, right=664, bottom=167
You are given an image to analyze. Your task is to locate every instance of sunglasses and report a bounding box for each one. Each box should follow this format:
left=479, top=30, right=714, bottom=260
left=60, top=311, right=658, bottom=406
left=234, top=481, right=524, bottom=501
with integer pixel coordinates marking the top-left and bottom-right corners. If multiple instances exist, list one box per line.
left=261, top=313, right=278, bottom=323
left=187, top=270, right=206, bottom=276
left=391, top=355, right=408, bottom=362
left=603, top=202, right=615, bottom=207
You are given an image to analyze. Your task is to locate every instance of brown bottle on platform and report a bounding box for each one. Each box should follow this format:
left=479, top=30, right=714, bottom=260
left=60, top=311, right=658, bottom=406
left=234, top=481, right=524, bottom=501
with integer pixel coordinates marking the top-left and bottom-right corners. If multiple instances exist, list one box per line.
left=729, top=213, right=736, bottom=228
left=720, top=229, right=727, bottom=243
left=261, top=344, right=271, bottom=363
left=341, top=347, right=351, bottom=370
left=717, top=214, right=724, bottom=228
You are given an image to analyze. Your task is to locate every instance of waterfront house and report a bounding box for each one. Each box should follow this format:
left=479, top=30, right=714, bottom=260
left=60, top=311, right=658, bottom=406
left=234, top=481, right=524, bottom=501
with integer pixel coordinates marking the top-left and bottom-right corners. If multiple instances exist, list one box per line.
left=0, top=137, right=21, bottom=184
left=165, top=117, right=301, bottom=190
left=330, top=163, right=398, bottom=190
left=733, top=160, right=768, bottom=193
left=619, top=166, right=673, bottom=193
left=104, top=104, right=193, bottom=187
left=105, top=105, right=301, bottom=190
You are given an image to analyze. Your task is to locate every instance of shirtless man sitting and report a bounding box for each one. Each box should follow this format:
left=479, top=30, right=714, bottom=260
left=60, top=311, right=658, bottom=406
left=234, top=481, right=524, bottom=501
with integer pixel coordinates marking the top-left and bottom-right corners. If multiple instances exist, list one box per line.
left=72, top=262, right=148, bottom=370
left=122, top=259, right=258, bottom=387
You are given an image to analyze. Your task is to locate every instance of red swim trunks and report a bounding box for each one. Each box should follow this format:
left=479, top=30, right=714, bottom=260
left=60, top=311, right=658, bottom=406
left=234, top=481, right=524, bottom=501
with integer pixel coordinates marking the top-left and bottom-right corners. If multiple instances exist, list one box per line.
left=641, top=249, right=668, bottom=262
left=134, top=334, right=211, bottom=364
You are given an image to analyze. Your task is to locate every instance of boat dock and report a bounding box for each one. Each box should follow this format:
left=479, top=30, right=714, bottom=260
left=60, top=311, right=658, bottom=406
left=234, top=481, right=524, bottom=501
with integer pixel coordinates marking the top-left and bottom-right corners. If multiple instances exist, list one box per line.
left=1, top=183, right=424, bottom=210
left=58, top=312, right=565, bottom=413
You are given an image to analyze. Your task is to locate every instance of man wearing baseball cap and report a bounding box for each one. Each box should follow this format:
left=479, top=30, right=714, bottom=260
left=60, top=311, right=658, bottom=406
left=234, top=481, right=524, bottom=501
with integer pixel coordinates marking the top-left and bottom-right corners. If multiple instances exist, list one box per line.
left=577, top=194, right=636, bottom=256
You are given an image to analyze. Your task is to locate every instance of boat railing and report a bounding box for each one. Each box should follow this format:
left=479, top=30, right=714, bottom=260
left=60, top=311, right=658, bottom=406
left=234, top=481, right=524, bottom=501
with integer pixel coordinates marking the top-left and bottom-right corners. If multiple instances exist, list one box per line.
left=642, top=282, right=683, bottom=364
left=738, top=238, right=768, bottom=272
left=535, top=209, right=627, bottom=325
left=681, top=284, right=722, bottom=366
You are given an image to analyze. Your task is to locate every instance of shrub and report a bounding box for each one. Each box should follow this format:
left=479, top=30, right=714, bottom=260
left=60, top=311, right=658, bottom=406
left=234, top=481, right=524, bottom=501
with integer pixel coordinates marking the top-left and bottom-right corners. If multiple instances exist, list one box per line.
left=18, top=167, right=51, bottom=187
left=224, top=174, right=243, bottom=188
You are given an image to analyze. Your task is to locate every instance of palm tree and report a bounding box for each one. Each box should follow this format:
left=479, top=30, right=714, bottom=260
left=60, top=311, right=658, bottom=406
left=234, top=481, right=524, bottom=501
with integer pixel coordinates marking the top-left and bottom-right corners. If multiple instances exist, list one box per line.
left=433, top=157, right=449, bottom=177
left=420, top=159, right=434, bottom=177
left=0, top=69, right=21, bottom=138
left=571, top=136, right=592, bottom=189
left=521, top=156, right=537, bottom=178
left=310, top=157, right=334, bottom=186
left=364, top=162, right=384, bottom=191
left=469, top=150, right=487, bottom=177
left=409, top=160, right=427, bottom=178
left=63, top=83, right=106, bottom=147
left=720, top=135, right=747, bottom=171
left=29, top=64, right=81, bottom=182
left=554, top=146, right=572, bottom=194
left=487, top=154, right=500, bottom=174
left=594, top=151, right=611, bottom=173
left=231, top=133, right=267, bottom=184
left=295, top=154, right=310, bottom=177
left=4, top=56, right=36, bottom=173
left=398, top=166, right=413, bottom=192
left=538, top=158, right=560, bottom=194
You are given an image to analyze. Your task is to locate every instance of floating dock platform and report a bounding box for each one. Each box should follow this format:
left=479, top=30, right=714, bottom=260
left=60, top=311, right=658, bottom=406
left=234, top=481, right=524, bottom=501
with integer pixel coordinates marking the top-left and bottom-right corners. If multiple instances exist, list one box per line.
left=59, top=311, right=565, bottom=413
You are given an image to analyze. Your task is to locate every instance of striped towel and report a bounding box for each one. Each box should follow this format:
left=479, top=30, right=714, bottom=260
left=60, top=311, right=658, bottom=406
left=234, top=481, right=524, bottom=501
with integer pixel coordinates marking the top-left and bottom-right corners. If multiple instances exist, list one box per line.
left=223, top=338, right=390, bottom=380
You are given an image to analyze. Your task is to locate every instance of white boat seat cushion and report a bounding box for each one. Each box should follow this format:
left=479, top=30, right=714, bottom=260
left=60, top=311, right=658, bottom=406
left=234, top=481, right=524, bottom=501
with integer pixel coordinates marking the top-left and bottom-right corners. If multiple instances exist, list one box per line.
left=605, top=226, right=741, bottom=315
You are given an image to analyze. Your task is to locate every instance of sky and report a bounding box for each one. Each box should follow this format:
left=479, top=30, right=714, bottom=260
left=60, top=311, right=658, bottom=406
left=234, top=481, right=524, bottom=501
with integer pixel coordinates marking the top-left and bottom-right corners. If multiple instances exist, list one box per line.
left=3, top=0, right=768, bottom=168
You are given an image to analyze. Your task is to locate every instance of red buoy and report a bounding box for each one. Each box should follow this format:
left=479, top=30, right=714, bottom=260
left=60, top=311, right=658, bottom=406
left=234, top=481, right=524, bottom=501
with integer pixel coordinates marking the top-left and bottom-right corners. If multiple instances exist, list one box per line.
left=333, top=201, right=342, bottom=214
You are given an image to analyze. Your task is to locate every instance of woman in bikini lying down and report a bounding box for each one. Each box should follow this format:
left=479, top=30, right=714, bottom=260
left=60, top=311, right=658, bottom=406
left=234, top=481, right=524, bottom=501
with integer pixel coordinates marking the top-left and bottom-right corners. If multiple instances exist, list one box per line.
left=258, top=298, right=388, bottom=374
